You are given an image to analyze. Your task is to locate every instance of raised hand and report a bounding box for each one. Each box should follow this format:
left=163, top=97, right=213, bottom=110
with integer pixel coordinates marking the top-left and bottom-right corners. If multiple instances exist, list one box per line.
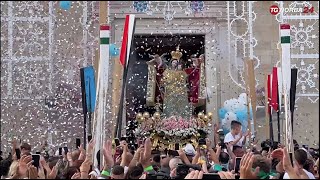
left=47, top=165, right=58, bottom=179
left=239, top=152, right=259, bottom=179
left=12, top=139, right=18, bottom=149
left=67, top=152, right=73, bottom=162
left=18, top=155, right=33, bottom=176
left=103, top=140, right=114, bottom=170
left=71, top=172, right=81, bottom=179
left=28, top=165, right=38, bottom=179
left=271, top=148, right=284, bottom=161
left=139, top=138, right=152, bottom=169
left=184, top=170, right=203, bottom=179
left=243, top=131, right=250, bottom=137
left=38, top=163, right=46, bottom=179
left=78, top=144, right=86, bottom=161
left=80, top=160, right=91, bottom=176
left=218, top=171, right=236, bottom=179
left=281, top=147, right=298, bottom=179
left=205, top=138, right=212, bottom=149
left=79, top=144, right=85, bottom=153
left=87, top=138, right=95, bottom=158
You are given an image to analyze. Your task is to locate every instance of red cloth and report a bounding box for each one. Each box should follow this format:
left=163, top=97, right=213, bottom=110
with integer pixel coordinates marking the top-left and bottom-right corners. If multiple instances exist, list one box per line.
left=271, top=67, right=279, bottom=111
left=185, top=66, right=201, bottom=104
left=119, top=15, right=129, bottom=66
left=267, top=74, right=272, bottom=114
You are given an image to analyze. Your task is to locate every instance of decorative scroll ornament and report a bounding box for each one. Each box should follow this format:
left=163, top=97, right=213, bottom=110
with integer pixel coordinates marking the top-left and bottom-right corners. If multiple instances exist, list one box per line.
left=274, top=1, right=319, bottom=103
left=227, top=1, right=260, bottom=90
left=132, top=1, right=205, bottom=22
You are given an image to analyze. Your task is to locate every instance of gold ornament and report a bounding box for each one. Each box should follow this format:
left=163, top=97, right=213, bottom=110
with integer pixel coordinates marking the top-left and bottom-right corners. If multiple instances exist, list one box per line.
left=153, top=112, right=161, bottom=119
left=207, top=112, right=213, bottom=119
left=198, top=112, right=204, bottom=119
left=137, top=117, right=144, bottom=123
left=136, top=113, right=143, bottom=120
left=171, top=46, right=183, bottom=60
left=143, top=112, right=150, bottom=118
left=203, top=115, right=208, bottom=122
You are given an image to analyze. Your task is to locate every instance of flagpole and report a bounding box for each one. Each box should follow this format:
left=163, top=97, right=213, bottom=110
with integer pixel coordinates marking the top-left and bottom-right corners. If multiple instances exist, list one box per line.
left=115, top=15, right=136, bottom=139
left=115, top=14, right=129, bottom=139
left=277, top=48, right=283, bottom=144
left=267, top=75, right=274, bottom=144
left=277, top=94, right=281, bottom=143
left=115, top=64, right=128, bottom=138
left=263, top=66, right=270, bottom=139
left=290, top=69, right=298, bottom=134
left=244, top=59, right=252, bottom=148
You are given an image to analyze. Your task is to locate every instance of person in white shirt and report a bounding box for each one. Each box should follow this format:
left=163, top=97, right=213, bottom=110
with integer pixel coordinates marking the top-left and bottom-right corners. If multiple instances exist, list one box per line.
left=224, top=121, right=249, bottom=147
left=283, top=148, right=316, bottom=179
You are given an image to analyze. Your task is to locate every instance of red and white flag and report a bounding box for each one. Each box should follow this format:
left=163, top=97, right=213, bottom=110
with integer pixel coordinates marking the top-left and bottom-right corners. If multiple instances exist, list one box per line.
left=119, top=14, right=135, bottom=68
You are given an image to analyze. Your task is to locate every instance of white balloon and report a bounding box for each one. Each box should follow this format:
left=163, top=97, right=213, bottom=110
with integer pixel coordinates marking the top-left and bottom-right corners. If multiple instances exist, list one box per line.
left=239, top=93, right=247, bottom=102
left=235, top=100, right=247, bottom=111
left=221, top=118, right=226, bottom=127
left=225, top=111, right=237, bottom=122
left=242, top=119, right=248, bottom=130
left=223, top=100, right=232, bottom=112
left=224, top=98, right=238, bottom=112
left=221, top=118, right=232, bottom=130
left=238, top=98, right=247, bottom=105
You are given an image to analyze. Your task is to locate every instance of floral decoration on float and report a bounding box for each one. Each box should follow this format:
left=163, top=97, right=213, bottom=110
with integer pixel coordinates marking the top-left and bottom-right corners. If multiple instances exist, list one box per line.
left=134, top=112, right=213, bottom=150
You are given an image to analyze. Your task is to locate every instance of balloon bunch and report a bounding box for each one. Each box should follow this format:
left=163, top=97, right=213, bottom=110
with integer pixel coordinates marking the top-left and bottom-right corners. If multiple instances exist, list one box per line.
left=59, top=1, right=71, bottom=10
left=110, top=44, right=120, bottom=57
left=218, top=93, right=253, bottom=134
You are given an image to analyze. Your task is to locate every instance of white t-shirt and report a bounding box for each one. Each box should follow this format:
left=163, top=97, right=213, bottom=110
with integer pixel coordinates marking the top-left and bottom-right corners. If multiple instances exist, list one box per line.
left=224, top=132, right=244, bottom=147
left=283, top=169, right=315, bottom=179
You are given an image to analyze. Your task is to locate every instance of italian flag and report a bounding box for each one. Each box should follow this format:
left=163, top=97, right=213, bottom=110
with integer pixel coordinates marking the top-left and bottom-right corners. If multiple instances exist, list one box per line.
left=280, top=24, right=291, bottom=94
left=280, top=23, right=293, bottom=152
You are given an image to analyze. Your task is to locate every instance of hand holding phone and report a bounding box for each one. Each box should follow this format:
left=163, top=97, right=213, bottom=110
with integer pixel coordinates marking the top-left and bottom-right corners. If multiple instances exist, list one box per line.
left=234, top=157, right=242, bottom=174
left=15, top=148, right=21, bottom=160
left=63, top=147, right=69, bottom=155
left=32, top=154, right=40, bottom=169
left=76, top=138, right=81, bottom=148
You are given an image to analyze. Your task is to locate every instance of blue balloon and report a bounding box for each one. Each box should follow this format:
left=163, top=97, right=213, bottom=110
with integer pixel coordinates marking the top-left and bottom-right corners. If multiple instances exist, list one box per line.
left=239, top=118, right=248, bottom=133
left=235, top=110, right=247, bottom=121
left=110, top=44, right=120, bottom=57
left=218, top=108, right=227, bottom=119
left=223, top=127, right=230, bottom=135
left=60, top=1, right=71, bottom=10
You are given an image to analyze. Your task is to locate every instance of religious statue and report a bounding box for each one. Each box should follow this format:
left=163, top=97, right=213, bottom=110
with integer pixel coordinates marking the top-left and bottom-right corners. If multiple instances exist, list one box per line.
left=146, top=53, right=167, bottom=106
left=185, top=54, right=206, bottom=107
left=146, top=46, right=206, bottom=118
left=161, top=47, right=192, bottom=118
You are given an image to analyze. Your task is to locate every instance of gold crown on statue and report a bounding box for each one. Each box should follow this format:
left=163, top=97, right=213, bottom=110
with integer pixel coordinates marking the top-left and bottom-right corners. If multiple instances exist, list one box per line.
left=171, top=46, right=183, bottom=60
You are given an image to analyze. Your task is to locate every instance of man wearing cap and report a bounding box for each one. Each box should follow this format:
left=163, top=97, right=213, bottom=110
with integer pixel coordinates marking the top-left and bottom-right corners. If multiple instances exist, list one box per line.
left=184, top=143, right=196, bottom=163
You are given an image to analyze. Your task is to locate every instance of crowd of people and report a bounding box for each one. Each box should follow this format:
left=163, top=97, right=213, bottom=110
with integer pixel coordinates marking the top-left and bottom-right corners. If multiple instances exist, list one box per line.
left=0, top=120, right=318, bottom=179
